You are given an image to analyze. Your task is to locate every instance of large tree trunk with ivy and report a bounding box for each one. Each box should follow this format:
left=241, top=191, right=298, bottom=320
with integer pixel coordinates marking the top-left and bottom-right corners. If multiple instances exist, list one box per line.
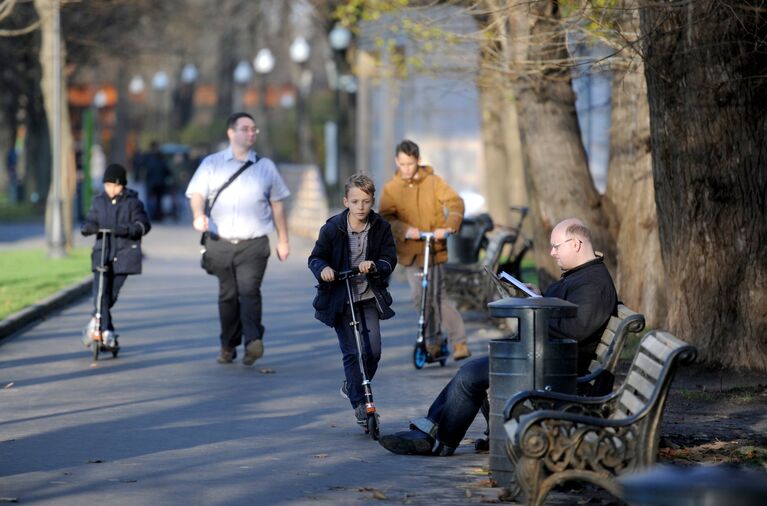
left=507, top=1, right=612, bottom=284
left=640, top=1, right=767, bottom=369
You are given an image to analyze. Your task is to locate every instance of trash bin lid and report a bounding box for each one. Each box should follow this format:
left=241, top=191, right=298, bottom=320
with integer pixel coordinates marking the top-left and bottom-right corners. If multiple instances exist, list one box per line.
left=488, top=297, right=577, bottom=319
left=619, top=464, right=767, bottom=506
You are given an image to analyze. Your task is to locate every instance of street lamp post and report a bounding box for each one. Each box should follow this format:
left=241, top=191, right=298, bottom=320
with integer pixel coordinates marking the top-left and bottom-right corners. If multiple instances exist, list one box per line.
left=290, top=36, right=313, bottom=164
left=328, top=24, right=352, bottom=200
left=151, top=70, right=169, bottom=140
left=178, top=63, right=198, bottom=129
left=253, top=48, right=275, bottom=157
left=233, top=60, right=253, bottom=112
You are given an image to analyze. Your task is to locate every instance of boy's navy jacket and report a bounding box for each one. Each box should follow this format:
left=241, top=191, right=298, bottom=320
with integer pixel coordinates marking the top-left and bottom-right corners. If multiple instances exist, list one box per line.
left=81, top=188, right=151, bottom=274
left=308, top=208, right=397, bottom=327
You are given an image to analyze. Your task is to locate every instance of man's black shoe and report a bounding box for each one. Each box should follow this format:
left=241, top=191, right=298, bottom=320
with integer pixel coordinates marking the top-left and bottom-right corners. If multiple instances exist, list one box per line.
left=379, top=429, right=434, bottom=455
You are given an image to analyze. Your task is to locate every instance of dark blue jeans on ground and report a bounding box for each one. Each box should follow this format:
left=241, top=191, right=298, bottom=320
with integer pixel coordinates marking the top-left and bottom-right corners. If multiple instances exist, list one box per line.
left=426, top=356, right=489, bottom=448
left=206, top=236, right=270, bottom=350
left=92, top=271, right=127, bottom=332
left=334, top=299, right=381, bottom=409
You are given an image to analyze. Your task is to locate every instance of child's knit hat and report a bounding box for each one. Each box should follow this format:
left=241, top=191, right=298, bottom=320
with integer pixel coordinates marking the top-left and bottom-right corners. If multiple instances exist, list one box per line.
left=103, top=163, right=127, bottom=185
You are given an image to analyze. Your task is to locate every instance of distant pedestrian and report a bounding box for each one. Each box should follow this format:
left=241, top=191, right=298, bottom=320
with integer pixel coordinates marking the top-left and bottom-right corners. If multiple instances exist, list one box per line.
left=144, top=141, right=171, bottom=221
left=81, top=163, right=151, bottom=348
left=186, top=112, right=291, bottom=366
left=379, top=139, right=470, bottom=361
left=308, top=174, right=397, bottom=427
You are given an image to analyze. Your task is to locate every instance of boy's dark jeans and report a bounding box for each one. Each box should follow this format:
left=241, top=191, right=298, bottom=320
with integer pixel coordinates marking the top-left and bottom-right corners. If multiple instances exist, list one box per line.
left=206, top=236, right=270, bottom=350
left=92, top=271, right=127, bottom=332
left=334, top=299, right=381, bottom=408
left=426, top=356, right=489, bottom=448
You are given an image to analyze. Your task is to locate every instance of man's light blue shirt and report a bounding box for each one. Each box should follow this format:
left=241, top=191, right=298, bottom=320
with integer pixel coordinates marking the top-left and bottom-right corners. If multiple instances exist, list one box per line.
left=185, top=148, right=290, bottom=240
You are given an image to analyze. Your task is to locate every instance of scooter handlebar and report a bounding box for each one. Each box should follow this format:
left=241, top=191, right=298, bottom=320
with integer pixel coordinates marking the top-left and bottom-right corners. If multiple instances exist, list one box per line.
left=336, top=265, right=375, bottom=280
left=415, top=231, right=450, bottom=241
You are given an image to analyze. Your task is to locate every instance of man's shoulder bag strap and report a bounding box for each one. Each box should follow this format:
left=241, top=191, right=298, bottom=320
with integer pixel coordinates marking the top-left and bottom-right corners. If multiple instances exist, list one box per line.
left=200, top=156, right=259, bottom=245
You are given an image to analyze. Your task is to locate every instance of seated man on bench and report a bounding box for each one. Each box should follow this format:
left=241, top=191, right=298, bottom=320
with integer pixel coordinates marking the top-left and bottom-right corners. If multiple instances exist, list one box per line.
left=379, top=218, right=618, bottom=456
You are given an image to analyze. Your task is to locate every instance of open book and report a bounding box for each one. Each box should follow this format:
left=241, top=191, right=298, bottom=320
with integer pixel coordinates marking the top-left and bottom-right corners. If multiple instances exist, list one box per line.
left=499, top=271, right=541, bottom=298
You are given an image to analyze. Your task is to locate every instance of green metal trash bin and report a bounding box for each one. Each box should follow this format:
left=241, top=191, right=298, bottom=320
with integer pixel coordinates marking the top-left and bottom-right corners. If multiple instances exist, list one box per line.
left=487, top=297, right=579, bottom=490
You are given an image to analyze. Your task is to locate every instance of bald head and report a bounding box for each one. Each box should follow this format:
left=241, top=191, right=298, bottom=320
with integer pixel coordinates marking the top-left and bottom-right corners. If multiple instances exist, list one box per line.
left=550, top=218, right=597, bottom=271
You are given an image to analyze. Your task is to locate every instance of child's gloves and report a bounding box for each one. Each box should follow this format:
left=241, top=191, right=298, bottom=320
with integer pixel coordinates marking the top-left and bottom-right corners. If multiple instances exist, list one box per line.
left=81, top=222, right=98, bottom=236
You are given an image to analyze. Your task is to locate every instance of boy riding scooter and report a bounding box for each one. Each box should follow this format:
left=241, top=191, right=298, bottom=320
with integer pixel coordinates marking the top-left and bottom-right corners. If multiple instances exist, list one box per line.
left=379, top=139, right=471, bottom=363
left=81, top=163, right=151, bottom=359
left=308, top=174, right=397, bottom=432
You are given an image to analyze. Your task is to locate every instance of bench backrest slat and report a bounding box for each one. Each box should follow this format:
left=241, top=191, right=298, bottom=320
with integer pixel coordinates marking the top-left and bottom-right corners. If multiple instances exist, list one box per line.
left=635, top=352, right=662, bottom=380
left=613, top=389, right=645, bottom=418
left=626, top=370, right=656, bottom=400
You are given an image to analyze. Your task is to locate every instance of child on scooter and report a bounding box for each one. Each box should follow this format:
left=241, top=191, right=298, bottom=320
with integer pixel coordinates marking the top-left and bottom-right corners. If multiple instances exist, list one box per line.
left=379, top=139, right=470, bottom=361
left=81, top=163, right=151, bottom=349
left=308, top=174, right=397, bottom=428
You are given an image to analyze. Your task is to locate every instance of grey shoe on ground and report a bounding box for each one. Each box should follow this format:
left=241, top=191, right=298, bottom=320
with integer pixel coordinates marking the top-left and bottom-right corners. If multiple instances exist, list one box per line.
left=354, top=404, right=367, bottom=426
left=243, top=340, right=264, bottom=366
left=217, top=347, right=237, bottom=364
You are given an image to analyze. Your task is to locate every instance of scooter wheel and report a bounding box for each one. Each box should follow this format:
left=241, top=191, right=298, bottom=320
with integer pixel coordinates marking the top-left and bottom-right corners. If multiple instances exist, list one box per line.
left=367, top=413, right=380, bottom=440
left=413, top=346, right=427, bottom=369
left=439, top=341, right=449, bottom=366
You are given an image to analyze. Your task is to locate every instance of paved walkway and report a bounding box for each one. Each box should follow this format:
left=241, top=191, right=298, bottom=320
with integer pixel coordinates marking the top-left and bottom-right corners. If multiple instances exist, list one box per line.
left=1, top=224, right=526, bottom=505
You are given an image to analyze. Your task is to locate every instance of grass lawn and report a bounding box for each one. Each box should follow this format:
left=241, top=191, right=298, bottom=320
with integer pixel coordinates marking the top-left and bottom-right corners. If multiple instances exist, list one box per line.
left=0, top=248, right=91, bottom=320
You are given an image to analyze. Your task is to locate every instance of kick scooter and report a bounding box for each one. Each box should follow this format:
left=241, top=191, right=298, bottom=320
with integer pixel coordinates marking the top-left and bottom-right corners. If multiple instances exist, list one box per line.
left=336, top=267, right=380, bottom=440
left=412, top=232, right=448, bottom=369
left=90, top=229, right=120, bottom=361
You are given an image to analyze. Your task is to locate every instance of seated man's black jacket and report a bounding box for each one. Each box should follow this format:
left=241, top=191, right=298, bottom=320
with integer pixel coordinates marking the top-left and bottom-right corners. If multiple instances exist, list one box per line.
left=544, top=256, right=618, bottom=375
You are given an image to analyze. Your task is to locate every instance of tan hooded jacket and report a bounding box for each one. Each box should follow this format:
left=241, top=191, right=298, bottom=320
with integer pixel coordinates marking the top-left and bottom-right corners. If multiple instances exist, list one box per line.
left=379, top=165, right=464, bottom=267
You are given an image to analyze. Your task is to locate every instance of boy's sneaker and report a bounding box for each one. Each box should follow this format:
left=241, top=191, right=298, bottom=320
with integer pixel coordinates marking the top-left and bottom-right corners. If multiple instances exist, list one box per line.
left=426, top=342, right=443, bottom=358
left=81, top=318, right=97, bottom=347
left=354, top=404, right=367, bottom=426
left=242, top=340, right=264, bottom=366
left=453, top=342, right=472, bottom=361
left=340, top=381, right=349, bottom=399
left=217, top=347, right=237, bottom=364
left=102, top=330, right=117, bottom=349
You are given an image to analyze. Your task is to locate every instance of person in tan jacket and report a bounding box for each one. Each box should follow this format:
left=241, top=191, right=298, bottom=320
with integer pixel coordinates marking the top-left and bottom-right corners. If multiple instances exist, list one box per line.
left=379, top=139, right=471, bottom=361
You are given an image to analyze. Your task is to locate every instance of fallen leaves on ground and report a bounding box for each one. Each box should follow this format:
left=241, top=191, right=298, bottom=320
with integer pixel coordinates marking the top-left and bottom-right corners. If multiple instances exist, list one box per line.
left=259, top=368, right=276, bottom=374
left=659, top=439, right=767, bottom=467
left=313, top=453, right=328, bottom=459
left=3, top=382, right=13, bottom=389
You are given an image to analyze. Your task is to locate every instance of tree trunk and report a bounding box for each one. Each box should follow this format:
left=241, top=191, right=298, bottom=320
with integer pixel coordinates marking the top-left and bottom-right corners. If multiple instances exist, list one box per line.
left=477, top=1, right=528, bottom=226
left=603, top=7, right=667, bottom=327
left=508, top=1, right=612, bottom=284
left=35, top=0, right=76, bottom=249
left=640, top=1, right=767, bottom=369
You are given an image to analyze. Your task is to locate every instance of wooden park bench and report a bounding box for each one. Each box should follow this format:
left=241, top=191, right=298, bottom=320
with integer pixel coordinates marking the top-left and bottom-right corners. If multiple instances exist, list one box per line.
left=502, top=330, right=697, bottom=506
left=485, top=266, right=646, bottom=396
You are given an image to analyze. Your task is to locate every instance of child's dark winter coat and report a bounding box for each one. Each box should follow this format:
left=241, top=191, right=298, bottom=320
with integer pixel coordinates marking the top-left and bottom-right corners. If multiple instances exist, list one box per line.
left=81, top=188, right=151, bottom=272
left=308, top=209, right=397, bottom=327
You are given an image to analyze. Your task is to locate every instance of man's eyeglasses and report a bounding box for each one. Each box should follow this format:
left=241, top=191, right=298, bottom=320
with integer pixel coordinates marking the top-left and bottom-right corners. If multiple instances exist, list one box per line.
left=236, top=127, right=260, bottom=134
left=551, top=238, right=581, bottom=250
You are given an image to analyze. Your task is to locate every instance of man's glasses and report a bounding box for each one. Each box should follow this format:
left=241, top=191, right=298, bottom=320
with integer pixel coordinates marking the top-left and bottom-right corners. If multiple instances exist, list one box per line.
left=551, top=238, right=581, bottom=250
left=236, top=127, right=260, bottom=134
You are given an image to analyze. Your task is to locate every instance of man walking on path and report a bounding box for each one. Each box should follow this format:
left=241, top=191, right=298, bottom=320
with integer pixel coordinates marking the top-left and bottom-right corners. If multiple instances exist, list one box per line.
left=186, top=112, right=291, bottom=366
